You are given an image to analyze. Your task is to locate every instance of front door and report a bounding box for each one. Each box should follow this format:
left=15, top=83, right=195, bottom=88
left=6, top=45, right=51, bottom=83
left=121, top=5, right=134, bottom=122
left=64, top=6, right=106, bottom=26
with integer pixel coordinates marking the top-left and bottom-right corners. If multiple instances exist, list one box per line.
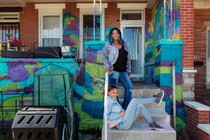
left=121, top=26, right=144, bottom=78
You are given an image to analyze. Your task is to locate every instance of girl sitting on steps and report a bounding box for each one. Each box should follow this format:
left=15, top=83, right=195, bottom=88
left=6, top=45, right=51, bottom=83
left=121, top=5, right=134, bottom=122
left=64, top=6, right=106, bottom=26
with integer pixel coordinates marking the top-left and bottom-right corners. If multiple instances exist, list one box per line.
left=107, top=85, right=164, bottom=131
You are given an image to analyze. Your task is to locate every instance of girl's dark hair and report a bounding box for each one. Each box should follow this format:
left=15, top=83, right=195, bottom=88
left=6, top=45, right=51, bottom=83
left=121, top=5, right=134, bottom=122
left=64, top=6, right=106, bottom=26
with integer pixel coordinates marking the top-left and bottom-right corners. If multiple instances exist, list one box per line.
left=108, top=85, right=118, bottom=92
left=108, top=27, right=125, bottom=45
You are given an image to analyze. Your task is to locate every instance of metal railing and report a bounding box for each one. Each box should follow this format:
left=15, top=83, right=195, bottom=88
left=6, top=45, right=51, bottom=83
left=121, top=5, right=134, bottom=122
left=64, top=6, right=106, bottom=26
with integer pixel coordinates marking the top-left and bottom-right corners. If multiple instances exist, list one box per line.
left=103, top=72, right=108, bottom=140
left=172, top=63, right=176, bottom=130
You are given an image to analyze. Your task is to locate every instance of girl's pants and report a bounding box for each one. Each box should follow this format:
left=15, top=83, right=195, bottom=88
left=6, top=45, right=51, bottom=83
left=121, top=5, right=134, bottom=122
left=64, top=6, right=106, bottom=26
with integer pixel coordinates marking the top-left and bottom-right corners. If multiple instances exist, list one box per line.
left=116, top=97, right=155, bottom=130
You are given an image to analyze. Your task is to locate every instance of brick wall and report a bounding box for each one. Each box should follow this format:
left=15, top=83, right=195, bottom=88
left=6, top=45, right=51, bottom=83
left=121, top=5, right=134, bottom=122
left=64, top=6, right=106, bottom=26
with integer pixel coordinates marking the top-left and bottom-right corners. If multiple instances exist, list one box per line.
left=197, top=128, right=210, bottom=140
left=20, top=3, right=38, bottom=51
left=194, top=9, right=210, bottom=106
left=105, top=3, right=120, bottom=29
left=145, top=8, right=152, bottom=27
left=185, top=102, right=210, bottom=140
left=20, top=2, right=79, bottom=51
left=19, top=2, right=122, bottom=51
left=64, top=2, right=79, bottom=18
left=180, top=0, right=194, bottom=68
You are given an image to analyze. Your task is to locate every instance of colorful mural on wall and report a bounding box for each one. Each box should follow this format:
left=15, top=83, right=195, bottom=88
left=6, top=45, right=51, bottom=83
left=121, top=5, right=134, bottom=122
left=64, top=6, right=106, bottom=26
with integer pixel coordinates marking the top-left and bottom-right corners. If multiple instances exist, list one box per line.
left=0, top=2, right=186, bottom=138
left=73, top=41, right=106, bottom=133
left=63, top=13, right=79, bottom=50
left=145, top=0, right=185, bottom=134
left=0, top=58, right=77, bottom=127
left=0, top=12, right=106, bottom=137
left=145, top=0, right=181, bottom=65
left=0, top=56, right=106, bottom=135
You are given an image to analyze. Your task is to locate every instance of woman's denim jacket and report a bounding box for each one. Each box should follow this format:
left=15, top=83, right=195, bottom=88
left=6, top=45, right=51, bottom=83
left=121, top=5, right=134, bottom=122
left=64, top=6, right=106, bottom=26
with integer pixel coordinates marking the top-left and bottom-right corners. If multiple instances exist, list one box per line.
left=107, top=96, right=124, bottom=128
left=102, top=42, right=131, bottom=74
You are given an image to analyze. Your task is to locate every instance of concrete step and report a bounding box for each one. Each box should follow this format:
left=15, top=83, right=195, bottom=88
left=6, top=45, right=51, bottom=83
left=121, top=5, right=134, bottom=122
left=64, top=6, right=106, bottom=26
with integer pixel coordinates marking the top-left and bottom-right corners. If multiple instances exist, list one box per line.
left=113, top=101, right=169, bottom=124
left=117, top=82, right=161, bottom=98
left=102, top=122, right=176, bottom=140
left=135, top=110, right=170, bottom=124
left=119, top=99, right=166, bottom=112
left=103, top=82, right=176, bottom=140
left=144, top=102, right=166, bottom=112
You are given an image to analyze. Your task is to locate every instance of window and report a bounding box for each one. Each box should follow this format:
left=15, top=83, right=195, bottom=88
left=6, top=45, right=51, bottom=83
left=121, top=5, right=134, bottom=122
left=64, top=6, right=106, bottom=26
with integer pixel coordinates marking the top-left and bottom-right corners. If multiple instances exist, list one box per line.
left=121, top=10, right=144, bottom=25
left=206, top=28, right=210, bottom=88
left=77, top=3, right=107, bottom=58
left=41, top=15, right=61, bottom=46
left=0, top=12, right=20, bottom=41
left=122, top=11, right=142, bottom=21
left=83, top=15, right=100, bottom=42
left=0, top=23, right=19, bottom=41
left=35, top=4, right=65, bottom=47
left=0, top=12, right=19, bottom=23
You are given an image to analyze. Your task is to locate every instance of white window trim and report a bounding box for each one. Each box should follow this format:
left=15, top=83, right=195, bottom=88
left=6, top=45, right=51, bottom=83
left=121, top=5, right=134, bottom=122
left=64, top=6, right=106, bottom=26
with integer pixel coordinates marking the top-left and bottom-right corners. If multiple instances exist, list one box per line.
left=35, top=4, right=65, bottom=10
left=195, top=2, right=210, bottom=9
left=120, top=10, right=145, bottom=25
left=206, top=28, right=210, bottom=89
left=77, top=3, right=107, bottom=58
left=0, top=12, right=20, bottom=23
left=117, top=3, right=147, bottom=10
left=35, top=4, right=65, bottom=46
left=118, top=3, right=145, bottom=25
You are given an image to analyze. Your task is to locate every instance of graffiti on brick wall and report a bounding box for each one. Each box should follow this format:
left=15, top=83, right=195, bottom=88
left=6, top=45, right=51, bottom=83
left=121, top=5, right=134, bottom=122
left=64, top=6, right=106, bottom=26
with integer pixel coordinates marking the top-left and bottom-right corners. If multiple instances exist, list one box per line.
left=145, top=0, right=180, bottom=65
left=63, top=13, right=79, bottom=48
left=144, top=0, right=185, bottom=134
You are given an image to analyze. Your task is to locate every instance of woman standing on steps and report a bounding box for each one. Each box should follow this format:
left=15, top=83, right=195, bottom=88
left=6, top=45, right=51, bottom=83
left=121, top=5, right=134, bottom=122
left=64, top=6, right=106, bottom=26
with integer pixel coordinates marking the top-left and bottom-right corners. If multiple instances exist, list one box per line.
left=107, top=85, right=165, bottom=131
left=103, top=27, right=132, bottom=110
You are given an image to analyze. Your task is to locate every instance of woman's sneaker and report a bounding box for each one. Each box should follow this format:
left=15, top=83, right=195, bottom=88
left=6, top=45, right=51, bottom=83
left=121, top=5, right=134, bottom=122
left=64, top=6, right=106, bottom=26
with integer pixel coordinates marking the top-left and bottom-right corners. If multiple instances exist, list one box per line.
left=148, top=121, right=164, bottom=131
left=154, top=90, right=164, bottom=105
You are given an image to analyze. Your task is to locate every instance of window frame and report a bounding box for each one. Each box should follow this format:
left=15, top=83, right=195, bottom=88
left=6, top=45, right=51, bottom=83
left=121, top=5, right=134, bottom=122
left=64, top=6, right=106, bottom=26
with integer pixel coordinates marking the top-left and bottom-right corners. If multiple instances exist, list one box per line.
left=40, top=14, right=62, bottom=46
left=77, top=3, right=107, bottom=59
left=120, top=10, right=144, bottom=25
left=35, top=4, right=65, bottom=47
left=118, top=4, right=146, bottom=78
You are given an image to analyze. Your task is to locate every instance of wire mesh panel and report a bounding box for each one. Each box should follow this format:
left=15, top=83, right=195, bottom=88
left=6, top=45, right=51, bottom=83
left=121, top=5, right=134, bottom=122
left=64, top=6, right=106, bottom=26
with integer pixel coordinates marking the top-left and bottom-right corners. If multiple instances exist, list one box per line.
left=33, top=64, right=72, bottom=107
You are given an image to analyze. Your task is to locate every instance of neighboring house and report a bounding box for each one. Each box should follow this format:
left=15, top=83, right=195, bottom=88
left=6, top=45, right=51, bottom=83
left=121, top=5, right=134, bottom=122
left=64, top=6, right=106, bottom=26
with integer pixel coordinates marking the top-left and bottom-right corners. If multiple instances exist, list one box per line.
left=0, top=0, right=209, bottom=138
left=194, top=1, right=210, bottom=106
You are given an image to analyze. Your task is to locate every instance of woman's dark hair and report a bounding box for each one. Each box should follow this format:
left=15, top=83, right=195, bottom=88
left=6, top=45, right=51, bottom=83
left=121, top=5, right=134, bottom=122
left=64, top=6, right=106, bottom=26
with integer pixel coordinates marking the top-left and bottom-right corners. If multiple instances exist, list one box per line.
left=108, top=27, right=125, bottom=45
left=108, top=85, right=118, bottom=92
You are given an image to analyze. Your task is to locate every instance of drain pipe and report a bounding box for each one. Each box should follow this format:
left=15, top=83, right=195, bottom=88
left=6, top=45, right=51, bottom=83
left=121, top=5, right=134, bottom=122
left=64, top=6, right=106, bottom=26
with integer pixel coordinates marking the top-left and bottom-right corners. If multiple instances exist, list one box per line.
left=104, top=72, right=108, bottom=140
left=172, top=62, right=176, bottom=130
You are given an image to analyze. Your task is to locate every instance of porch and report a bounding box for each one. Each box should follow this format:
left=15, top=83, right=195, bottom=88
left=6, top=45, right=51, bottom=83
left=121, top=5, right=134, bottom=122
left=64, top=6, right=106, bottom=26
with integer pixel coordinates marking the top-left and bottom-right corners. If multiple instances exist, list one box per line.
left=0, top=0, right=195, bottom=140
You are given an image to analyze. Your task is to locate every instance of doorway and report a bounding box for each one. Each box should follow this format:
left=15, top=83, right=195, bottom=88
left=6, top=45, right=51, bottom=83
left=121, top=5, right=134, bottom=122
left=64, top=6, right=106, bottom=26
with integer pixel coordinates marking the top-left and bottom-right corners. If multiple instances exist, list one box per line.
left=121, top=25, right=144, bottom=78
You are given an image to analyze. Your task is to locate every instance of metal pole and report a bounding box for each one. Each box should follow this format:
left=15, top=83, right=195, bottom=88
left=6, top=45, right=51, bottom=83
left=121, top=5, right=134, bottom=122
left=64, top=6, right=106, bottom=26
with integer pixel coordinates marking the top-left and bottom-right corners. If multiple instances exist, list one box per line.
left=170, top=0, right=173, bottom=39
left=172, top=63, right=176, bottom=130
left=103, top=72, right=108, bottom=140
left=164, top=0, right=166, bottom=39
left=93, top=0, right=96, bottom=41
left=100, top=0, right=102, bottom=41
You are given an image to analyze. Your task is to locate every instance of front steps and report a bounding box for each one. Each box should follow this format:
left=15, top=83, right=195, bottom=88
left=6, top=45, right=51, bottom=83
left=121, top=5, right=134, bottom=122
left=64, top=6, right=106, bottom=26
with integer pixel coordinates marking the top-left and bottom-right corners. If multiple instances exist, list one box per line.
left=102, top=82, right=176, bottom=140
left=104, top=123, right=175, bottom=140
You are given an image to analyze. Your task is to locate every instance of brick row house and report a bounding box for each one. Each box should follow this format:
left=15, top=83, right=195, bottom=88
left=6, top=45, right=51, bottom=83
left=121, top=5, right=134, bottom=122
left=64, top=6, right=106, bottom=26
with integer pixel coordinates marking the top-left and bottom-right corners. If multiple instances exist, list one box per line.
left=0, top=0, right=209, bottom=139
